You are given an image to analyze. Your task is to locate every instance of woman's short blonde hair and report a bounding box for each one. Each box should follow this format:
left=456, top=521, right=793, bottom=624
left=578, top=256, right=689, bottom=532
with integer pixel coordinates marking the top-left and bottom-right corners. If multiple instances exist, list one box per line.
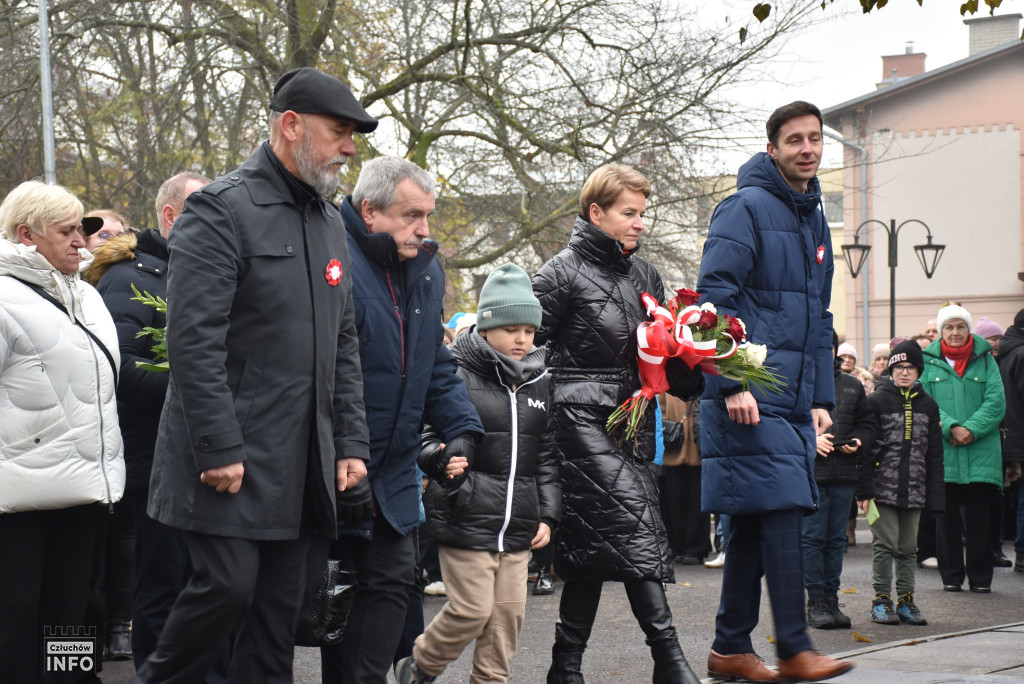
left=0, top=180, right=84, bottom=242
left=579, top=164, right=650, bottom=218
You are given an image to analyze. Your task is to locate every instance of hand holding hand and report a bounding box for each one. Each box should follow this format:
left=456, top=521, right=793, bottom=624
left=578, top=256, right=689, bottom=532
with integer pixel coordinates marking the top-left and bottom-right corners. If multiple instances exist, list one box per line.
left=445, top=456, right=469, bottom=480
left=950, top=425, right=974, bottom=446
left=200, top=462, right=244, bottom=493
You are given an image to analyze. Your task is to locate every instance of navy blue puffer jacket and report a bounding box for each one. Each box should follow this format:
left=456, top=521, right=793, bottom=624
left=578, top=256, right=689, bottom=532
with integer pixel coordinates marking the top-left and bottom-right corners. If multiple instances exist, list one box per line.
left=697, top=152, right=835, bottom=515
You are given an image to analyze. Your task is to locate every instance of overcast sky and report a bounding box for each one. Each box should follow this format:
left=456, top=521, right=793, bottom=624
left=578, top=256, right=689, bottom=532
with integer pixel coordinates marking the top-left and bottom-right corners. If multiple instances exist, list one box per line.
left=703, top=1, right=1005, bottom=168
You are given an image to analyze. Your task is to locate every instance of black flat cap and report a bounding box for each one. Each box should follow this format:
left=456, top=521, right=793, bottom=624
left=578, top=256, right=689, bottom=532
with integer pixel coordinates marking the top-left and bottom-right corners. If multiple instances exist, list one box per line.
left=82, top=216, right=104, bottom=236
left=270, top=67, right=378, bottom=134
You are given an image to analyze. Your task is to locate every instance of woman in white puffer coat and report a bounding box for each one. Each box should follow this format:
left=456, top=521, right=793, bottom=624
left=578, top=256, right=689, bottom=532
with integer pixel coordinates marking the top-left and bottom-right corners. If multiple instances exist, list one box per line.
left=0, top=180, right=124, bottom=683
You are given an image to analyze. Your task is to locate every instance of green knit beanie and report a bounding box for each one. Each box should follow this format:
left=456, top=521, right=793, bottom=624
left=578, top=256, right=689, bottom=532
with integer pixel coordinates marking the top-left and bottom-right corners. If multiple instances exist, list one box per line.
left=476, top=263, right=542, bottom=331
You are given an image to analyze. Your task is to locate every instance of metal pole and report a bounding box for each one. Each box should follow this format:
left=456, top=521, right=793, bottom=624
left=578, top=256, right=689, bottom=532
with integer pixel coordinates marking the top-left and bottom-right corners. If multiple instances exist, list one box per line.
left=888, top=219, right=898, bottom=340
left=823, top=128, right=871, bottom=349
left=38, top=0, right=56, bottom=183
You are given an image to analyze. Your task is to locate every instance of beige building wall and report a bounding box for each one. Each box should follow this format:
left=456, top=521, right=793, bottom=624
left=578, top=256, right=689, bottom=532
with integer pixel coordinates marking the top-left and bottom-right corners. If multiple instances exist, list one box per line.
left=828, top=37, right=1024, bottom=350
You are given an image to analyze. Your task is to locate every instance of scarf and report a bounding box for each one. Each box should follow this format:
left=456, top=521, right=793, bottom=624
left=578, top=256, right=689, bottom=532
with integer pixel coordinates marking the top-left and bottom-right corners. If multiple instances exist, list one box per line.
left=941, top=335, right=974, bottom=378
left=456, top=329, right=546, bottom=388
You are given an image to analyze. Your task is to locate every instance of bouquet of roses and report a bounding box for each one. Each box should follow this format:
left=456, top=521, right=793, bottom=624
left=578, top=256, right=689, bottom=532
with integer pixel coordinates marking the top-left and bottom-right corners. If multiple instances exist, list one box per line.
left=605, top=287, right=784, bottom=446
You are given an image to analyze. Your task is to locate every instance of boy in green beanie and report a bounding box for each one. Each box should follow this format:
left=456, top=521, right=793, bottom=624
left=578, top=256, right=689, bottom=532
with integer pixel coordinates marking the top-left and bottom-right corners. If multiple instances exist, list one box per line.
left=397, top=263, right=561, bottom=683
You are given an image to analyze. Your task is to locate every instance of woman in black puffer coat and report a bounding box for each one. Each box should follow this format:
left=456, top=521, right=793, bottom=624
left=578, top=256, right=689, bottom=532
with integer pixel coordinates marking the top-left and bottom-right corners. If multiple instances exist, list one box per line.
left=532, top=165, right=704, bottom=684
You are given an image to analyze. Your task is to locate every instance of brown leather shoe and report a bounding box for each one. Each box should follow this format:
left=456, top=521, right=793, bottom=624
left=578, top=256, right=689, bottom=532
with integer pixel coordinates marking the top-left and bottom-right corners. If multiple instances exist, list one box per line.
left=776, top=650, right=853, bottom=682
left=707, top=649, right=779, bottom=682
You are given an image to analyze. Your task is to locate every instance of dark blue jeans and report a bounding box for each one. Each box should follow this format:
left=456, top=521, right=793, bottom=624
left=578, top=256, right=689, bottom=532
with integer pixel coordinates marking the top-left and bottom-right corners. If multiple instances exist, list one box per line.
left=1016, top=483, right=1024, bottom=556
left=802, top=484, right=855, bottom=596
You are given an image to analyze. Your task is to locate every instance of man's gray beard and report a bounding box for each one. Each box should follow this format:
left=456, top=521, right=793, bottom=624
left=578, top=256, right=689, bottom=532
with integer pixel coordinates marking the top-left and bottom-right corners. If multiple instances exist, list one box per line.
left=294, top=130, right=348, bottom=198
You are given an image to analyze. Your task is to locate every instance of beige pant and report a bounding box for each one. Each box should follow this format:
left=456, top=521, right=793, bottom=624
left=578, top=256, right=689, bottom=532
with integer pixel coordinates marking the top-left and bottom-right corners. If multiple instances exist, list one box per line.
left=413, top=546, right=529, bottom=683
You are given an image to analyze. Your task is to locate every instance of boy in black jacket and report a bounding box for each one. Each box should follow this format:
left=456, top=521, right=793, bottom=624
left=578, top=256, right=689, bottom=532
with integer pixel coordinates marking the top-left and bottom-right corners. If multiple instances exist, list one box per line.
left=803, top=332, right=877, bottom=629
left=397, top=263, right=561, bottom=684
left=858, top=340, right=945, bottom=626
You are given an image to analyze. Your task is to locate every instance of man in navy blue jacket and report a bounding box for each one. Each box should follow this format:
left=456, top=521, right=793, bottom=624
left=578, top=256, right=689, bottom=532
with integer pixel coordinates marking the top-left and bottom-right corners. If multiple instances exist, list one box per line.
left=321, top=156, right=483, bottom=683
left=698, top=101, right=853, bottom=683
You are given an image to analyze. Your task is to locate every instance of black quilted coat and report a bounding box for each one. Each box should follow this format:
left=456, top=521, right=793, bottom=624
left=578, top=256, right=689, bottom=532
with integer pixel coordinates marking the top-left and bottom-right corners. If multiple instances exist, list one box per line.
left=813, top=363, right=877, bottom=485
left=419, top=334, right=561, bottom=552
left=532, top=217, right=675, bottom=583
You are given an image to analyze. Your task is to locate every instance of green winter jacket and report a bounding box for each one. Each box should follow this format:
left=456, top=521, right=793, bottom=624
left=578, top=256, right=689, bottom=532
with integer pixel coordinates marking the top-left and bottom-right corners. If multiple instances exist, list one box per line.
left=919, top=335, right=1006, bottom=487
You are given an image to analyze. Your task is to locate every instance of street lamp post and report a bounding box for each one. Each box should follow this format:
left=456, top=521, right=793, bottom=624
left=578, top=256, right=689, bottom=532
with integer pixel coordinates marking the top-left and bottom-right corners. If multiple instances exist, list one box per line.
left=842, top=219, right=946, bottom=341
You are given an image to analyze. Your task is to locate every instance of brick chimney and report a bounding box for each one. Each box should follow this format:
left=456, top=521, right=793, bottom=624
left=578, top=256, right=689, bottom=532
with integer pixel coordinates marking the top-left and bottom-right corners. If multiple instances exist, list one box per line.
left=964, top=13, right=1022, bottom=55
left=877, top=42, right=926, bottom=89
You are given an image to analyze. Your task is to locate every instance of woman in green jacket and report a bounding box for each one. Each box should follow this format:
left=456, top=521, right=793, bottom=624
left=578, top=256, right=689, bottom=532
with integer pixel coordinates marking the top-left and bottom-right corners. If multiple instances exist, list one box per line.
left=920, top=305, right=1006, bottom=592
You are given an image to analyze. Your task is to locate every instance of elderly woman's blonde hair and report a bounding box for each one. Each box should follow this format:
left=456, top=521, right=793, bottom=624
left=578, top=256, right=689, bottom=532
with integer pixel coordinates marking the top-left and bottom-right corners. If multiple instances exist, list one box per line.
left=0, top=180, right=84, bottom=242
left=579, top=164, right=650, bottom=218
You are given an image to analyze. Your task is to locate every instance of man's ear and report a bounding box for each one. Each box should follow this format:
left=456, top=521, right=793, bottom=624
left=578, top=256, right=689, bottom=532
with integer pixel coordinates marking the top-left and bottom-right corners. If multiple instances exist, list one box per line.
left=16, top=223, right=35, bottom=246
left=279, top=110, right=304, bottom=144
left=766, top=141, right=777, bottom=160
left=360, top=199, right=376, bottom=231
left=160, top=205, right=177, bottom=236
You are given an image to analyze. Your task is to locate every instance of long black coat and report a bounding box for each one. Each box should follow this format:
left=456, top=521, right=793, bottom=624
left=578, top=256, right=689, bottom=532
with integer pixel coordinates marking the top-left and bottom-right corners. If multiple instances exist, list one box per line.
left=148, top=143, right=370, bottom=540
left=419, top=333, right=560, bottom=553
left=814, top=365, right=876, bottom=486
left=998, top=325, right=1024, bottom=463
left=532, top=217, right=674, bottom=583
left=88, top=230, right=170, bottom=492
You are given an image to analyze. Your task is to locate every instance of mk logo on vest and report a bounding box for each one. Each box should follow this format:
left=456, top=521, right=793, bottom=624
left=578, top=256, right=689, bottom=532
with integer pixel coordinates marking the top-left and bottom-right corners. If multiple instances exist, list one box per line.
left=528, top=398, right=546, bottom=410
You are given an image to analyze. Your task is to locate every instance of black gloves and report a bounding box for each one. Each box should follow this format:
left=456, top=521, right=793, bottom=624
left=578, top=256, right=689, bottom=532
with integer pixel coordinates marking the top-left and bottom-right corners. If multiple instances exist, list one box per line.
left=665, top=357, right=705, bottom=400
left=336, top=477, right=374, bottom=526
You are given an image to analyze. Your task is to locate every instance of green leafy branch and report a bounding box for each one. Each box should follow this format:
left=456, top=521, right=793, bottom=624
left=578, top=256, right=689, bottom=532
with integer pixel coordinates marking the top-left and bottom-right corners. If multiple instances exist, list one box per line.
left=129, top=283, right=169, bottom=373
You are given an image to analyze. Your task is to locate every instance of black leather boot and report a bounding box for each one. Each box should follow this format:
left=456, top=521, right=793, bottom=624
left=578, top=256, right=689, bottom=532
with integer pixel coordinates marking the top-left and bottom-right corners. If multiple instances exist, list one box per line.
left=547, top=581, right=602, bottom=684
left=625, top=581, right=701, bottom=684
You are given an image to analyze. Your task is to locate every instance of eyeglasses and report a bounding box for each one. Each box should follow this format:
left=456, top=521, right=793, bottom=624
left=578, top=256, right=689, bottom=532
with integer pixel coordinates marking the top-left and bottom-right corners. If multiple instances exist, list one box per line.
left=891, top=364, right=917, bottom=374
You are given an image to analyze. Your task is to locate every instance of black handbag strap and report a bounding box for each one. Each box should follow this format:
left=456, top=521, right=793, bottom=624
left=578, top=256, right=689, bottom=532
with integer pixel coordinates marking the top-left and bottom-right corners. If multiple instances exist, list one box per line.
left=17, top=278, right=119, bottom=384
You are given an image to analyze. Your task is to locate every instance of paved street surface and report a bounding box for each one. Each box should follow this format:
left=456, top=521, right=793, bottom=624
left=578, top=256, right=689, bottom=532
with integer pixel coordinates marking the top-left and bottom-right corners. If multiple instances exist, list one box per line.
left=102, top=521, right=1024, bottom=682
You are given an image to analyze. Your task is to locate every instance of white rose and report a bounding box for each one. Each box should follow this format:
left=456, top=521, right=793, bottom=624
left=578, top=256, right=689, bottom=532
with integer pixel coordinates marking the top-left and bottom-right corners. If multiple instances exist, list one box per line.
left=700, top=302, right=717, bottom=314
left=743, top=342, right=768, bottom=368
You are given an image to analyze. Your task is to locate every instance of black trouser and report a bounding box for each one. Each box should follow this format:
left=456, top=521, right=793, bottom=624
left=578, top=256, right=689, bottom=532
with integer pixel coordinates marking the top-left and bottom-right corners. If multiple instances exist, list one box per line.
left=136, top=531, right=311, bottom=684
left=0, top=504, right=104, bottom=684
left=937, top=482, right=997, bottom=589
left=660, top=465, right=712, bottom=559
left=321, top=515, right=417, bottom=683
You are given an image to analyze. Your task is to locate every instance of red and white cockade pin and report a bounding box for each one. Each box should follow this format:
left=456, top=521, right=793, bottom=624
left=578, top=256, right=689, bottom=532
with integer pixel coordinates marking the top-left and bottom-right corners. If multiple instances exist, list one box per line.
left=816, top=245, right=825, bottom=264
left=325, top=259, right=343, bottom=286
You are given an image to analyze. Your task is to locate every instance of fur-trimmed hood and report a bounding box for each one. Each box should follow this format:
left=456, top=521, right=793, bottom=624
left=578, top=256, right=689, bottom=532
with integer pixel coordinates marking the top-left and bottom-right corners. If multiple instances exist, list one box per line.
left=82, top=232, right=138, bottom=286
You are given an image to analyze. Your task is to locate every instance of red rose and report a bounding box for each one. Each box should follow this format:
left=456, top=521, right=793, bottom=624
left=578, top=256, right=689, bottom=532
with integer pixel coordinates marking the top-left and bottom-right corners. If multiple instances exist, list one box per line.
left=724, top=314, right=745, bottom=343
left=674, top=288, right=700, bottom=307
left=697, top=310, right=718, bottom=331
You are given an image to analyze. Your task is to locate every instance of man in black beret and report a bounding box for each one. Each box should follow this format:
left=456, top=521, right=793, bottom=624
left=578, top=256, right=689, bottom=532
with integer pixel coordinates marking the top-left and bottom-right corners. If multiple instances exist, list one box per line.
left=137, top=68, right=374, bottom=682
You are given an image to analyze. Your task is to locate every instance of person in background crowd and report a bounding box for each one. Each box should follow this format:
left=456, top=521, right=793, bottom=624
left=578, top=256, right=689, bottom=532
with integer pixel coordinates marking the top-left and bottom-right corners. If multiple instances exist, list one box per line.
left=323, top=155, right=483, bottom=684
left=911, top=334, right=931, bottom=351
left=920, top=305, right=1006, bottom=594
left=971, top=316, right=1013, bottom=568
left=697, top=101, right=852, bottom=683
left=84, top=209, right=129, bottom=251
left=804, top=332, right=876, bottom=630
left=138, top=67, right=373, bottom=683
left=859, top=341, right=944, bottom=627
left=533, top=163, right=705, bottom=684
left=996, top=308, right=1024, bottom=573
left=397, top=263, right=560, bottom=684
left=869, top=343, right=891, bottom=381
left=975, top=317, right=1005, bottom=361
left=82, top=171, right=211, bottom=669
left=659, top=392, right=712, bottom=566
left=0, top=180, right=125, bottom=683
left=853, top=366, right=875, bottom=395
left=837, top=342, right=857, bottom=374
left=924, top=319, right=939, bottom=342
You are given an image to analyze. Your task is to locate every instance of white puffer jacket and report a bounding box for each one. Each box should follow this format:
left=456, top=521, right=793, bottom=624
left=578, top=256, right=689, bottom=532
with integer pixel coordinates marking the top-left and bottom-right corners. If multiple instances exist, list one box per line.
left=0, top=239, right=124, bottom=513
